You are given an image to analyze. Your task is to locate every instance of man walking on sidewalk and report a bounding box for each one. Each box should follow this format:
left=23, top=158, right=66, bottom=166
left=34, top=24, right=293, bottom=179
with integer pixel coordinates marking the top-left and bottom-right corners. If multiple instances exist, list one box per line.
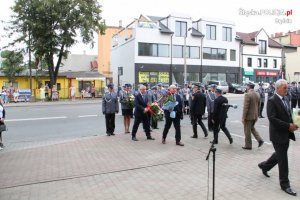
left=190, top=83, right=208, bottom=138
left=258, top=79, right=298, bottom=196
left=242, top=82, right=264, bottom=150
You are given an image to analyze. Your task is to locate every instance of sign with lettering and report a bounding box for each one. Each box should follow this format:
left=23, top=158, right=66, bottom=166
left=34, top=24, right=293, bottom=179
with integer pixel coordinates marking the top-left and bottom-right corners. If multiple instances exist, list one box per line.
left=256, top=71, right=278, bottom=76
left=158, top=72, right=169, bottom=83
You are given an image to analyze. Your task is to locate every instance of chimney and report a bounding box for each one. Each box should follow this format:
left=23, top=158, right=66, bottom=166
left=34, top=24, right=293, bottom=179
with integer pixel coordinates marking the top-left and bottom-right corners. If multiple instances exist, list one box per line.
left=119, top=20, right=122, bottom=28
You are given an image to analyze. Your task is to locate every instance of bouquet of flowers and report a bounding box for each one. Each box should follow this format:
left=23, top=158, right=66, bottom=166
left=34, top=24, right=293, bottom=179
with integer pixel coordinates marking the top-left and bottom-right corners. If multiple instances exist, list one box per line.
left=292, top=108, right=300, bottom=127
left=127, top=94, right=135, bottom=109
left=162, top=92, right=178, bottom=118
left=146, top=102, right=164, bottom=122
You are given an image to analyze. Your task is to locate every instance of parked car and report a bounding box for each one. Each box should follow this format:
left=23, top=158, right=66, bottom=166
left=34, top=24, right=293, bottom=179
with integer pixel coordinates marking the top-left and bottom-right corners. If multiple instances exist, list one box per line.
left=207, top=80, right=229, bottom=94
left=228, top=83, right=245, bottom=94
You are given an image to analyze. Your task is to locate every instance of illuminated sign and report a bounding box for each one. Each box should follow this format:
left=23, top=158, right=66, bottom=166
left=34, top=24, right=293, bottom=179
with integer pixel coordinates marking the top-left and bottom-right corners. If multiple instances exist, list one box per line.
left=256, top=71, right=278, bottom=76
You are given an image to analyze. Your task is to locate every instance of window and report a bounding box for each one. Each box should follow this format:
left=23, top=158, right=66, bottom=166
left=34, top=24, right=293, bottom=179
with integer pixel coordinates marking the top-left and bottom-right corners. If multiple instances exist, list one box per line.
left=258, top=58, right=262, bottom=67
left=175, top=21, right=187, bottom=37
left=173, top=45, right=183, bottom=58
left=223, top=27, right=232, bottom=41
left=264, top=59, right=268, bottom=68
left=206, top=25, right=216, bottom=40
left=190, top=46, right=200, bottom=59
left=158, top=44, right=169, bottom=57
left=230, top=49, right=236, bottom=61
left=138, top=43, right=169, bottom=57
left=247, top=58, right=252, bottom=67
left=203, top=47, right=226, bottom=60
left=273, top=59, right=277, bottom=68
left=259, top=40, right=267, bottom=54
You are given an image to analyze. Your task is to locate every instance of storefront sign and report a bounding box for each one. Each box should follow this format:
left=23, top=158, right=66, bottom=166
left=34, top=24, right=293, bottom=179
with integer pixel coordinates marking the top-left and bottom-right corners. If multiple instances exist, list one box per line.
left=139, top=72, right=149, bottom=83
left=256, top=71, right=278, bottom=76
left=158, top=72, right=169, bottom=83
left=244, top=71, right=254, bottom=76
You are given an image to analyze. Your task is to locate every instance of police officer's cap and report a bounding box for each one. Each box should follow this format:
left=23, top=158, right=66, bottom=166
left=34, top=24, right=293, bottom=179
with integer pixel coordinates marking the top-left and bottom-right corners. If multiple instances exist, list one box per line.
left=157, top=83, right=162, bottom=87
left=125, top=83, right=132, bottom=87
left=215, top=88, right=222, bottom=94
left=247, top=82, right=255, bottom=88
left=193, top=83, right=201, bottom=88
left=210, top=84, right=217, bottom=88
left=151, top=86, right=157, bottom=90
left=291, top=81, right=296, bottom=84
left=142, top=83, right=149, bottom=87
left=107, top=83, right=114, bottom=88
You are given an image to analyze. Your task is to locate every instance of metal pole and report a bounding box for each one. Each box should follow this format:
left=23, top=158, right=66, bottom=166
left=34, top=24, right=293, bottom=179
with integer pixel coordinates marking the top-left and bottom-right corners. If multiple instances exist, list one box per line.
left=184, top=35, right=187, bottom=84
left=200, top=36, right=203, bottom=83
left=169, top=34, right=173, bottom=85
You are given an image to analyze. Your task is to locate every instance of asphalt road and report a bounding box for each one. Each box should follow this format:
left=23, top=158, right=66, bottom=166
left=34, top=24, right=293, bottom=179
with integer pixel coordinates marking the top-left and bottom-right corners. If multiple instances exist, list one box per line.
left=3, top=94, right=274, bottom=151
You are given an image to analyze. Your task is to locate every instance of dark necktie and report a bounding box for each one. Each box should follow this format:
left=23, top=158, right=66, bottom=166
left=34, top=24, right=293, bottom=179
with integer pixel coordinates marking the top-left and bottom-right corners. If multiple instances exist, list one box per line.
left=282, top=97, right=289, bottom=112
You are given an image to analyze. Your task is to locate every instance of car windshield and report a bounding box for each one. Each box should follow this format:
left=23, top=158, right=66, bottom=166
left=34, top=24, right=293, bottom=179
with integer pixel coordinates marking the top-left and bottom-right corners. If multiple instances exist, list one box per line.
left=220, top=81, right=228, bottom=86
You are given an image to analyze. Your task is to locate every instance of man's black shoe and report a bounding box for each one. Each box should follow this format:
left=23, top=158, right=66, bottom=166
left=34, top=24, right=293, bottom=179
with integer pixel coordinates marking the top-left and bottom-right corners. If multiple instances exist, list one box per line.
left=282, top=187, right=297, bottom=196
left=107, top=133, right=111, bottom=136
left=242, top=146, right=252, bottom=150
left=258, top=164, right=270, bottom=177
left=132, top=137, right=138, bottom=141
left=204, top=133, right=208, bottom=137
left=191, top=135, right=198, bottom=139
left=258, top=140, right=264, bottom=147
left=111, top=133, right=115, bottom=136
left=210, top=140, right=218, bottom=144
left=147, top=137, right=155, bottom=140
left=229, top=137, right=233, bottom=144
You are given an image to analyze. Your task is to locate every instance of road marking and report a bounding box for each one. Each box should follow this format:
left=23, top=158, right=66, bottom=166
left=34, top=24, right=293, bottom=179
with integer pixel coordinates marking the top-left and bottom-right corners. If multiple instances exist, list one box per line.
left=78, top=115, right=98, bottom=118
left=6, top=116, right=67, bottom=122
left=230, top=133, right=271, bottom=145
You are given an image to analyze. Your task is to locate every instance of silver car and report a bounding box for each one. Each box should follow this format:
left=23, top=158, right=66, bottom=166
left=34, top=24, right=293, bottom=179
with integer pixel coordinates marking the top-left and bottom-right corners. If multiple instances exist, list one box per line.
left=207, top=81, right=229, bottom=94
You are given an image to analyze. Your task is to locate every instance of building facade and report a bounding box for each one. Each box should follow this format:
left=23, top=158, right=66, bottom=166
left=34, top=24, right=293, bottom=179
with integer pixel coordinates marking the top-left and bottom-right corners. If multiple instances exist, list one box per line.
left=110, top=14, right=241, bottom=87
left=271, top=30, right=300, bottom=82
left=237, top=29, right=283, bottom=83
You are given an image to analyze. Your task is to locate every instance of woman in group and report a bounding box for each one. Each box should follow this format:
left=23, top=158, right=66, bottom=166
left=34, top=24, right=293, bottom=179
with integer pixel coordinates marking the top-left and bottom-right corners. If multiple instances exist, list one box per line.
left=0, top=98, right=6, bottom=150
left=120, top=84, right=134, bottom=134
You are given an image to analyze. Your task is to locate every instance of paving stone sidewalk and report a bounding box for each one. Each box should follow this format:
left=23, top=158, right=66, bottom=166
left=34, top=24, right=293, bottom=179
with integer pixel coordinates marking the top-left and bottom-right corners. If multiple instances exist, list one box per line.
left=0, top=127, right=299, bottom=200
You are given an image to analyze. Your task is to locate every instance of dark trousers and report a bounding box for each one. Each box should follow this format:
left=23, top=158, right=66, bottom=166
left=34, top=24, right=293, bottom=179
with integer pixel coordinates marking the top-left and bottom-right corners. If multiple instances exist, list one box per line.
left=192, top=114, right=208, bottom=136
left=291, top=99, right=297, bottom=109
left=213, top=118, right=232, bottom=143
left=151, top=116, right=157, bottom=128
left=105, top=113, right=115, bottom=134
left=298, top=99, right=300, bottom=108
left=132, top=115, right=150, bottom=138
left=259, top=102, right=264, bottom=117
left=162, top=115, right=181, bottom=142
left=259, top=143, right=290, bottom=189
left=207, top=112, right=213, bottom=131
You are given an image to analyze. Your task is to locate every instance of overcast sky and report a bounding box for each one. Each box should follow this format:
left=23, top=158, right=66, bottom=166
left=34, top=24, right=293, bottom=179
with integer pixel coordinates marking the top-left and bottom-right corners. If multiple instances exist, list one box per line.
left=0, top=0, right=299, bottom=54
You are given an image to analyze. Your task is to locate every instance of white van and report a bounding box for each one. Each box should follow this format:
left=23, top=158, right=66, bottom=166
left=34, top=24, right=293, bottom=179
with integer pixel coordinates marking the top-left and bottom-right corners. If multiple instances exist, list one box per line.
left=207, top=81, right=229, bottom=94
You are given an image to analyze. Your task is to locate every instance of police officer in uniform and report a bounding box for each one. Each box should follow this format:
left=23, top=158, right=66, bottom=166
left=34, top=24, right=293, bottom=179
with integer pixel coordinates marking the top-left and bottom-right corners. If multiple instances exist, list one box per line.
left=257, top=83, right=266, bottom=118
left=206, top=84, right=217, bottom=131
left=102, top=83, right=119, bottom=136
left=190, top=83, right=208, bottom=138
left=211, top=89, right=233, bottom=144
left=290, top=82, right=297, bottom=109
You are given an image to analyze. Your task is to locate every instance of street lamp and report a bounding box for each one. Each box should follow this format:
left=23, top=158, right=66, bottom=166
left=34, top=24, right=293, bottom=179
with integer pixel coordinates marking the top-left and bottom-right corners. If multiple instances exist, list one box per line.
left=184, top=28, right=192, bottom=85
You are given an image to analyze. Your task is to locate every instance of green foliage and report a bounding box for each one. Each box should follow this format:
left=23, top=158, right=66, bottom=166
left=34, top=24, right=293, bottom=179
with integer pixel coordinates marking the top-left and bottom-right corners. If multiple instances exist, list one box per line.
left=7, top=0, right=106, bottom=87
left=0, top=50, right=25, bottom=83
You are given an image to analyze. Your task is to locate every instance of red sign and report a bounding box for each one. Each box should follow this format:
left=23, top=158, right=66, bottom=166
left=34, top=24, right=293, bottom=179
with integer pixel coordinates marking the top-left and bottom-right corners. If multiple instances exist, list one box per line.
left=256, top=71, right=278, bottom=76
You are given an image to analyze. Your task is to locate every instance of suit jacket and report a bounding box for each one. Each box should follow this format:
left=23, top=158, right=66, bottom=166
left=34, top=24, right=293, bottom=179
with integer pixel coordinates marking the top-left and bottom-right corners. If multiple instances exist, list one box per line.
left=242, top=89, right=260, bottom=121
left=134, top=93, right=149, bottom=117
left=164, top=93, right=183, bottom=119
left=267, top=94, right=295, bottom=144
left=212, top=95, right=228, bottom=123
left=190, top=91, right=206, bottom=115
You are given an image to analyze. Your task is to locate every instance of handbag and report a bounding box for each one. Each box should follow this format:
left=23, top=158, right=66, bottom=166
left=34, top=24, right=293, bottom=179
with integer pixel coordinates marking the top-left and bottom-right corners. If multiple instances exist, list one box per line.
left=0, top=124, right=7, bottom=132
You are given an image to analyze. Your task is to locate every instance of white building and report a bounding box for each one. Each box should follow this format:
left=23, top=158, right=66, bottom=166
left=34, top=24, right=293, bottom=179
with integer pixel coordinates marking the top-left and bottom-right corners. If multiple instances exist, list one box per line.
left=237, top=29, right=283, bottom=83
left=110, top=14, right=241, bottom=87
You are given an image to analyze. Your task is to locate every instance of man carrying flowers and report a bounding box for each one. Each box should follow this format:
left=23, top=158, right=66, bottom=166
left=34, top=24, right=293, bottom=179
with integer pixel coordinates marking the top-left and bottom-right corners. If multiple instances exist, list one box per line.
left=162, top=85, right=184, bottom=146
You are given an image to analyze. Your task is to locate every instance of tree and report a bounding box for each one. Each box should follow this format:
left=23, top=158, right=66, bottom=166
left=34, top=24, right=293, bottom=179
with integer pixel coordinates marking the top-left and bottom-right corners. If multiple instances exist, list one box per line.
left=6, top=0, right=106, bottom=88
left=0, top=50, right=25, bottom=83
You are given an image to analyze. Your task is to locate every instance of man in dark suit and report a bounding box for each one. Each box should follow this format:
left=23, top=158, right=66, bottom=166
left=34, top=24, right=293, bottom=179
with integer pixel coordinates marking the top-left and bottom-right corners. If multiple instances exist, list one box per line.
left=258, top=79, right=298, bottom=196
left=162, top=84, right=184, bottom=146
left=131, top=85, right=155, bottom=141
left=211, top=89, right=233, bottom=144
left=190, top=83, right=208, bottom=138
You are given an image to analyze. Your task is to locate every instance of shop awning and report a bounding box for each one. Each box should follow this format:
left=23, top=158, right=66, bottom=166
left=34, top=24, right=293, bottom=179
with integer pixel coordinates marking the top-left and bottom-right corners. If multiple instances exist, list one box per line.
left=76, top=77, right=105, bottom=81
